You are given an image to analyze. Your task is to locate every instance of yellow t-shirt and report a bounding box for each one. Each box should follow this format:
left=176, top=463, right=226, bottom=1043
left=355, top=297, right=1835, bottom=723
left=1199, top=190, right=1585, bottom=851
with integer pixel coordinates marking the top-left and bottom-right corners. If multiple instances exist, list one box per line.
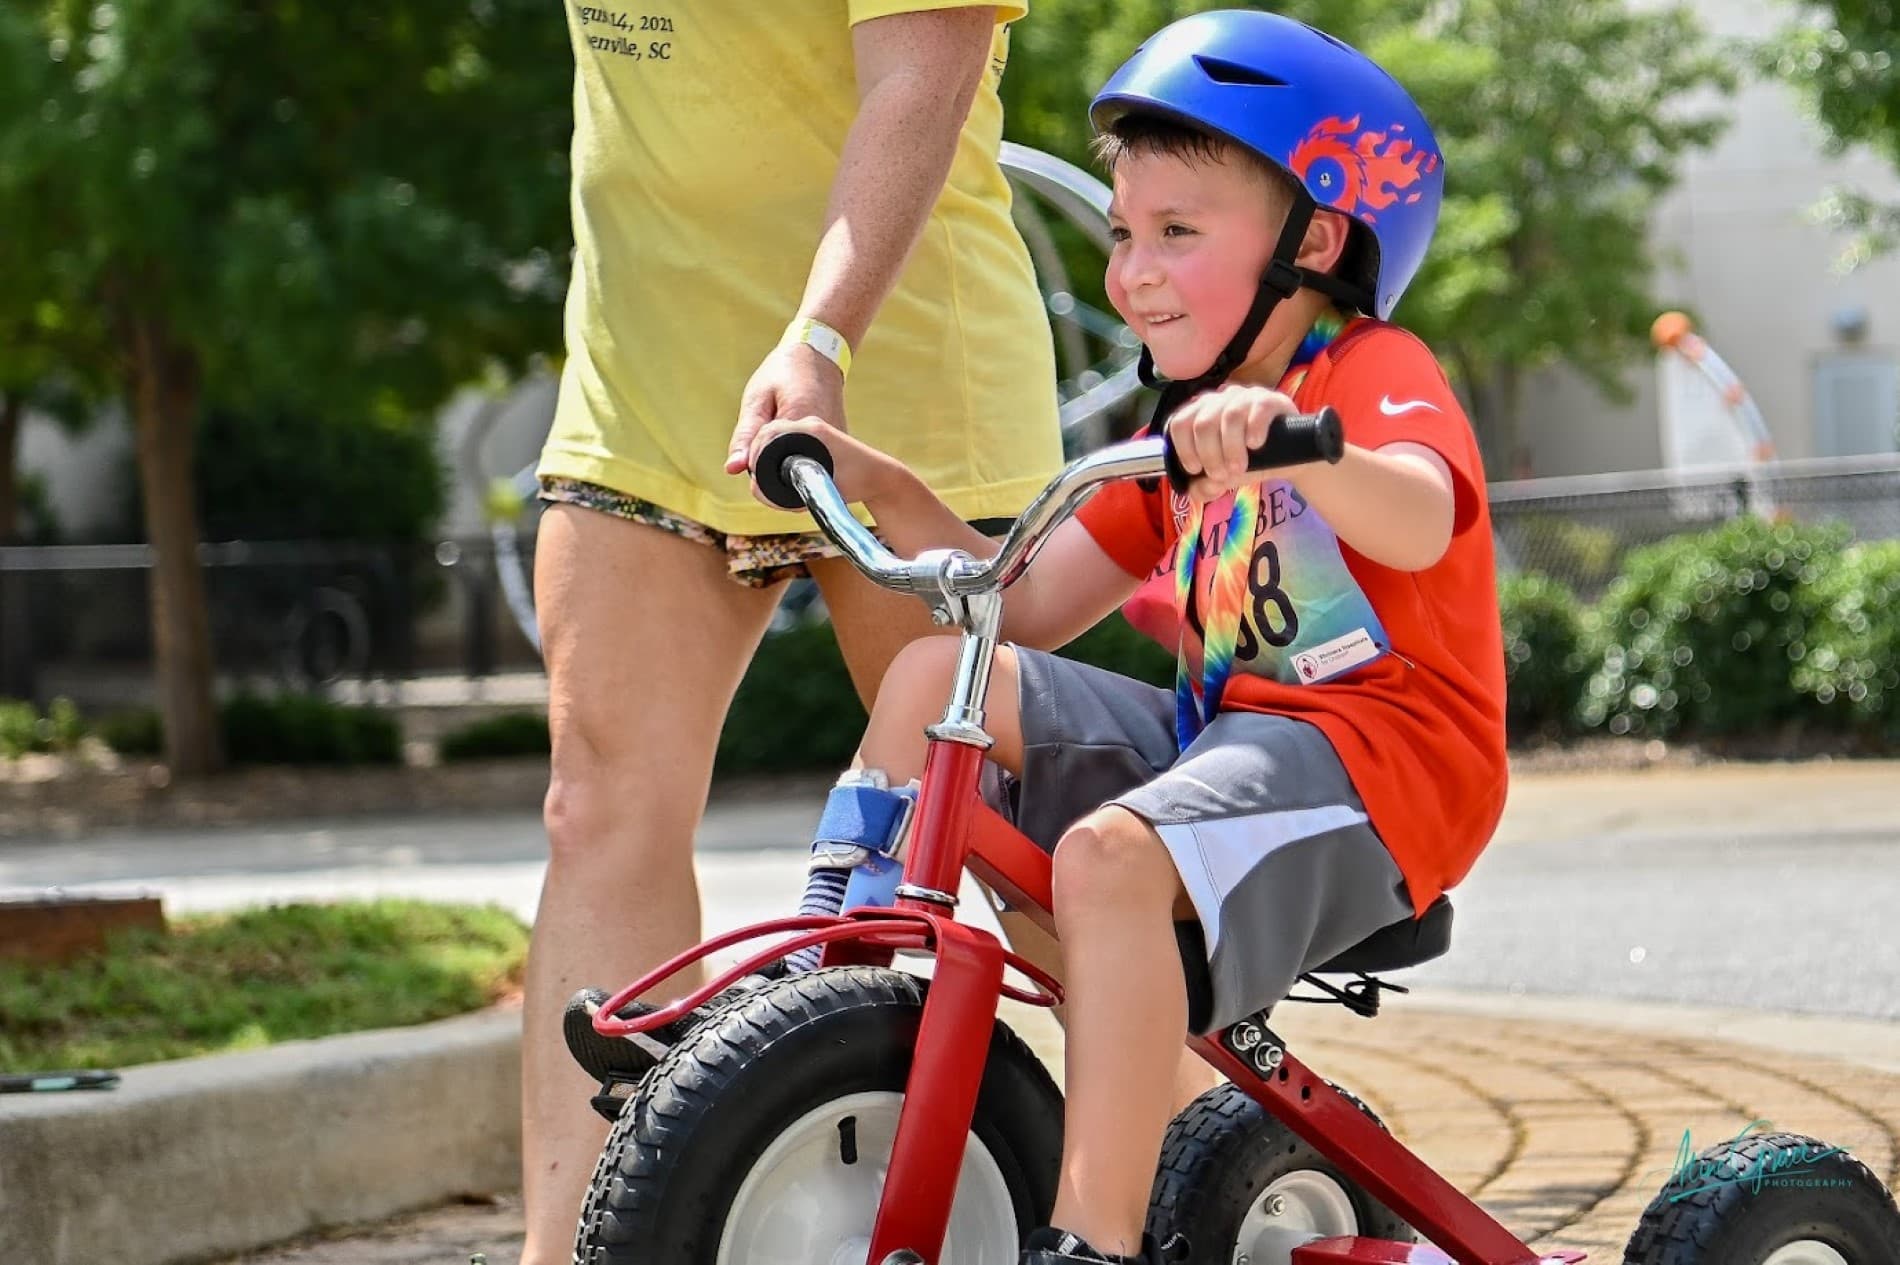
left=540, top=0, right=1064, bottom=536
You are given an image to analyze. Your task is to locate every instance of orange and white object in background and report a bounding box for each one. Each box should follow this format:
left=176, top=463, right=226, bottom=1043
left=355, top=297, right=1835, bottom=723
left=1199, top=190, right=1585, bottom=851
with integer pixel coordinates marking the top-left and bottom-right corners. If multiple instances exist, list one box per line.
left=1651, top=310, right=1778, bottom=469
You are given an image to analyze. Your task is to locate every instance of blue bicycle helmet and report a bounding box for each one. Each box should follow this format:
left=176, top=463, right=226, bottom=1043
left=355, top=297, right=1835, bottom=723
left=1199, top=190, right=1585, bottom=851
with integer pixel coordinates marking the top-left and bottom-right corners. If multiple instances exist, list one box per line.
left=1092, top=10, right=1444, bottom=403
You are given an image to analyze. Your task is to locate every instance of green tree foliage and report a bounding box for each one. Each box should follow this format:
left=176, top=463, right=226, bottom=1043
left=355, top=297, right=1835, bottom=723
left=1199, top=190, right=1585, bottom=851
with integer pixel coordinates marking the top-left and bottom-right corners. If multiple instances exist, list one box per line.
left=0, top=7, right=106, bottom=543
left=191, top=405, right=446, bottom=544
left=1411, top=0, right=1734, bottom=471
left=1002, top=0, right=1735, bottom=473
left=1768, top=1, right=1900, bottom=264
left=0, top=1, right=573, bottom=772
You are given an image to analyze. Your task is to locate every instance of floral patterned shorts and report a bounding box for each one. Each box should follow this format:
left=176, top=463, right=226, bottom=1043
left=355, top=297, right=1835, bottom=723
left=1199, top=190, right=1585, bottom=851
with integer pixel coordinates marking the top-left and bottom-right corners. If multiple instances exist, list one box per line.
left=538, top=477, right=842, bottom=588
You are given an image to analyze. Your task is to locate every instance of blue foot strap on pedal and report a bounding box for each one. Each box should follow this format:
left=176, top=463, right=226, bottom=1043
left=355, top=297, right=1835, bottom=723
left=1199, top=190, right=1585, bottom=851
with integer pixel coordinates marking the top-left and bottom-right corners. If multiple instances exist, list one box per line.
left=787, top=780, right=917, bottom=972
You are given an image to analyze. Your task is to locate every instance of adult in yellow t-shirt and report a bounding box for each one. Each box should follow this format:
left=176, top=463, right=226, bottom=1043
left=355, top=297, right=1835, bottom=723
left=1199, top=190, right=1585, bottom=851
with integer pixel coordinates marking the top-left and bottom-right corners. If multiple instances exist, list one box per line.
left=524, top=3, right=1062, bottom=1257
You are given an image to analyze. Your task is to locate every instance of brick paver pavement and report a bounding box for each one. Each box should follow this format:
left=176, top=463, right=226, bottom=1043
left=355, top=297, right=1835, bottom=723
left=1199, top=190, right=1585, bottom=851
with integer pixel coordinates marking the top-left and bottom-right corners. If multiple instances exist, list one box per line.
left=221, top=997, right=1900, bottom=1264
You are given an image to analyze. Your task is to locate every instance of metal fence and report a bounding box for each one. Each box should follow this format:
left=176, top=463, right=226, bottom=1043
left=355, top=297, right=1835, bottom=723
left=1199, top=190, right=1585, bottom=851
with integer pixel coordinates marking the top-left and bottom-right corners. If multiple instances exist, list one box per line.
left=4, top=453, right=1898, bottom=710
left=0, top=536, right=543, bottom=709
left=1489, top=453, right=1900, bottom=598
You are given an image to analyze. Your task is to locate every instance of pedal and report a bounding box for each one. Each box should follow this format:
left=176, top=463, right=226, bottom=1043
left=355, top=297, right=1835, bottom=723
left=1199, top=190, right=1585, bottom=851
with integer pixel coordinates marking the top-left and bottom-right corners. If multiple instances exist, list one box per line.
left=588, top=1071, right=646, bottom=1123
left=562, top=987, right=674, bottom=1084
left=562, top=972, right=788, bottom=1085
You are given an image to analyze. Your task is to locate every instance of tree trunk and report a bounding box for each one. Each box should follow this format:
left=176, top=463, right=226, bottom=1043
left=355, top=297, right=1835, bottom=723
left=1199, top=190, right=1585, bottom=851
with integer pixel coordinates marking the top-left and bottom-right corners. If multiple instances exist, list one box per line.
left=0, top=392, right=19, bottom=545
left=1494, top=362, right=1525, bottom=478
left=1456, top=348, right=1522, bottom=481
left=0, top=392, right=30, bottom=699
left=125, top=314, right=224, bottom=775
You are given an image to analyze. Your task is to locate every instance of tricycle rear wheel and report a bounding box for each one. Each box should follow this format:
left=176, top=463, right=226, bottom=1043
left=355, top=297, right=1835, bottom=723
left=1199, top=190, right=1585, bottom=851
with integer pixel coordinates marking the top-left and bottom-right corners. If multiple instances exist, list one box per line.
left=1622, top=1130, right=1900, bottom=1265
left=1145, top=1081, right=1414, bottom=1264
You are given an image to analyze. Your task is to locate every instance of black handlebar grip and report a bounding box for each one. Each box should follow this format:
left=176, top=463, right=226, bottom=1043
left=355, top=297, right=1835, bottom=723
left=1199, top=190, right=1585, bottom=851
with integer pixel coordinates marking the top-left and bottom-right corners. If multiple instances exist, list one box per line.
left=1163, top=406, right=1344, bottom=495
left=753, top=430, right=837, bottom=511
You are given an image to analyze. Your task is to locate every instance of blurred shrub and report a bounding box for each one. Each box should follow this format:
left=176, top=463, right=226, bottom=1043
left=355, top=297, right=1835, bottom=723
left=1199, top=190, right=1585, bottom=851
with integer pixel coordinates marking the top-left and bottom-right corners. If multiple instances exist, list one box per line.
left=99, top=697, right=400, bottom=765
left=0, top=699, right=42, bottom=757
left=439, top=711, right=552, bottom=762
left=1504, top=514, right=1623, bottom=594
left=97, top=709, right=164, bottom=757
left=1498, top=574, right=1585, bottom=738
left=222, top=694, right=403, bottom=766
left=1579, top=518, right=1847, bottom=738
left=0, top=697, right=85, bottom=758
left=717, top=617, right=866, bottom=775
left=1792, top=540, right=1900, bottom=740
left=715, top=609, right=1175, bottom=776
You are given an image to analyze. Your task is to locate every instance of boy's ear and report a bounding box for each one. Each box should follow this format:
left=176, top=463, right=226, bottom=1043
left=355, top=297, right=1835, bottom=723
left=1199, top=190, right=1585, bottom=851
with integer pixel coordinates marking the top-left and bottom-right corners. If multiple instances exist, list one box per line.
left=1296, top=209, right=1353, bottom=276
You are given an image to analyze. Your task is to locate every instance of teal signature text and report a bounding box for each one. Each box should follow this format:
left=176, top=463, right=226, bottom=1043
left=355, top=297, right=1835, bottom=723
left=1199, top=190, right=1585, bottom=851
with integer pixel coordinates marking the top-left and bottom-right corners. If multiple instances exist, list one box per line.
left=1664, top=1119, right=1843, bottom=1203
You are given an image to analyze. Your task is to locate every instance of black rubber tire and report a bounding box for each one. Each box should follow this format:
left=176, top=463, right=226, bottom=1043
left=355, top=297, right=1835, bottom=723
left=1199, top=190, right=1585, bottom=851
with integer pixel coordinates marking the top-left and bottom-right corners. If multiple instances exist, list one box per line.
left=1146, top=1081, right=1413, bottom=1264
left=1622, top=1131, right=1900, bottom=1264
left=575, top=966, right=1065, bottom=1264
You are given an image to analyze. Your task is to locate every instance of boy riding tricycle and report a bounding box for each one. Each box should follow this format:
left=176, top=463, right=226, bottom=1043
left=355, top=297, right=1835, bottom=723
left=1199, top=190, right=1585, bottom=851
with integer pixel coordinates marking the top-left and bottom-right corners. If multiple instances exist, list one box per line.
left=561, top=11, right=1900, bottom=1264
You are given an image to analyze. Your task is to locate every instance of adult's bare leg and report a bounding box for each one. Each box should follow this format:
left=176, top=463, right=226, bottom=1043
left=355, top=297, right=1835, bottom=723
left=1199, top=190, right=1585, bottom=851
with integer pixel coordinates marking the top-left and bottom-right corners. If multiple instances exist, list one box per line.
left=519, top=506, right=783, bottom=1265
left=806, top=553, right=946, bottom=709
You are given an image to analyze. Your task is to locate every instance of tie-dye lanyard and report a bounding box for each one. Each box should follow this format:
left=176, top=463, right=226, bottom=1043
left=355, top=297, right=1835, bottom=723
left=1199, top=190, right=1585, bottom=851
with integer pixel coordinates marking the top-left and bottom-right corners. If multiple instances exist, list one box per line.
left=1172, top=310, right=1346, bottom=748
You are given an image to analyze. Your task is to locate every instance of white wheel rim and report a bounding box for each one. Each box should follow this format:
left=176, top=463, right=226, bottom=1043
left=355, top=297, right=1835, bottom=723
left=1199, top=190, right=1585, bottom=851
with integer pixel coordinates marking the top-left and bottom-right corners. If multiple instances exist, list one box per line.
left=1231, top=1170, right=1359, bottom=1265
left=716, top=1090, right=1019, bottom=1265
left=1763, top=1243, right=1851, bottom=1265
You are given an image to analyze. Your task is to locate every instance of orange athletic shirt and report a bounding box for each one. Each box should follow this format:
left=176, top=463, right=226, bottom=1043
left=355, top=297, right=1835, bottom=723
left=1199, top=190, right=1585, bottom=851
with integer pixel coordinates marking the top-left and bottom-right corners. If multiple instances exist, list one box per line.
left=1078, top=320, right=1506, bottom=917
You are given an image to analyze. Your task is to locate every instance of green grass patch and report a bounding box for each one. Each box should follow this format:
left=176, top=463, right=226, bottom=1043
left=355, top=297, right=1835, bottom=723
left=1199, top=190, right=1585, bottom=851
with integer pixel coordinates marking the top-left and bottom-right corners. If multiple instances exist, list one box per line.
left=0, top=900, right=528, bottom=1071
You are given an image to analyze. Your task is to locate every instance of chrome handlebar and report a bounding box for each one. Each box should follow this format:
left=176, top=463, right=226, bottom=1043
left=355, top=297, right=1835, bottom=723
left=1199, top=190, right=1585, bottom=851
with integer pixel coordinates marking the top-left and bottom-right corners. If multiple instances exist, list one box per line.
left=774, top=435, right=1174, bottom=604
left=756, top=405, right=1343, bottom=613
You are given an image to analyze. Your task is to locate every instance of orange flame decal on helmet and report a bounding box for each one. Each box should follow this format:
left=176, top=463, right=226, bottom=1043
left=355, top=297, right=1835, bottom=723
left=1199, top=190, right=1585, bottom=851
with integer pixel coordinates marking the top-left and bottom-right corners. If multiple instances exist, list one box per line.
left=1289, top=116, right=1439, bottom=223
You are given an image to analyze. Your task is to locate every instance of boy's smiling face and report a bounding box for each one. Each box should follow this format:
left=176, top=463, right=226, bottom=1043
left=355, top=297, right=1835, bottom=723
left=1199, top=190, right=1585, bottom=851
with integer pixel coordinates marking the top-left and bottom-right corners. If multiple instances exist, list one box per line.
left=1105, top=146, right=1286, bottom=382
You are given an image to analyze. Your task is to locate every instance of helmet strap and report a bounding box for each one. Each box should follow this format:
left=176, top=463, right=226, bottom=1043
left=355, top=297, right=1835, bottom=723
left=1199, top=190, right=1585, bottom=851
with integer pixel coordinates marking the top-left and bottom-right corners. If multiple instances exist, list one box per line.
left=1299, top=268, right=1376, bottom=315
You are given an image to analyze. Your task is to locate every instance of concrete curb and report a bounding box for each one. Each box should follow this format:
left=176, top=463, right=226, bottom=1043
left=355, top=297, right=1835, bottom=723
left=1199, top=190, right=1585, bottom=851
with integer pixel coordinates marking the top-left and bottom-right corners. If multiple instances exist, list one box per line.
left=0, top=1005, right=522, bottom=1265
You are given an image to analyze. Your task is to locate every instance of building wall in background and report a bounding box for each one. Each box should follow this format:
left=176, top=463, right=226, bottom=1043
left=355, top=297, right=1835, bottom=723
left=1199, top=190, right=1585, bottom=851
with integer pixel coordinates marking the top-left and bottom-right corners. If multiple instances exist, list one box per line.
left=1520, top=0, right=1900, bottom=477
left=15, top=410, right=133, bottom=541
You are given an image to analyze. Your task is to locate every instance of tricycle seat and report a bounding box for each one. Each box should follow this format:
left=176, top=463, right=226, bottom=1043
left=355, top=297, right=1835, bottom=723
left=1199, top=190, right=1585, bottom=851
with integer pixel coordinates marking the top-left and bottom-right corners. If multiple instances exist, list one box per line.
left=1309, top=894, right=1453, bottom=975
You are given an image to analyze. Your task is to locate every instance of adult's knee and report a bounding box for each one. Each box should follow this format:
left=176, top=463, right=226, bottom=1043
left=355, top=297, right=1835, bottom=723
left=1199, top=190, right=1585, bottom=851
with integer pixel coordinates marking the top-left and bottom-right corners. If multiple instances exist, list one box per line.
left=542, top=730, right=694, bottom=872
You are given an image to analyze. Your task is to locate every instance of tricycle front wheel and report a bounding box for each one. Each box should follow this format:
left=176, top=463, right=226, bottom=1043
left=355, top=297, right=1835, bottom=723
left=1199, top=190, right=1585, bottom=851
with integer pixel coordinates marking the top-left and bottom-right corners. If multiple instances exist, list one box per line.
left=575, top=966, right=1063, bottom=1265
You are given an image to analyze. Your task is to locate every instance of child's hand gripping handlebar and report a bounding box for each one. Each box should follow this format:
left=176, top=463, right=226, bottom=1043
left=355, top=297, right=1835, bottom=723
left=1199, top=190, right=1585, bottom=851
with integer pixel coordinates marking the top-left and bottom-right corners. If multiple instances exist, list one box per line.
left=1159, top=406, right=1344, bottom=494
left=752, top=407, right=1343, bottom=600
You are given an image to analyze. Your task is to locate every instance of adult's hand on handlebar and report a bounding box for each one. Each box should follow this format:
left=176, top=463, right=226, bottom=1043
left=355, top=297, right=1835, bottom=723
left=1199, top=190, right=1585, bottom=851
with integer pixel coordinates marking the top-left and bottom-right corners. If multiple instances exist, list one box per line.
left=725, top=342, right=850, bottom=477
left=744, top=416, right=902, bottom=511
left=1166, top=383, right=1336, bottom=504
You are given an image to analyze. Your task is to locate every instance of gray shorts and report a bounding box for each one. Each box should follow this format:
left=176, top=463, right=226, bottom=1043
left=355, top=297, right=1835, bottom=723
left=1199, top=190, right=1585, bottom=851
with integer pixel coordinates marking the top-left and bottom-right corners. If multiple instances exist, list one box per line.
left=982, top=646, right=1415, bottom=1034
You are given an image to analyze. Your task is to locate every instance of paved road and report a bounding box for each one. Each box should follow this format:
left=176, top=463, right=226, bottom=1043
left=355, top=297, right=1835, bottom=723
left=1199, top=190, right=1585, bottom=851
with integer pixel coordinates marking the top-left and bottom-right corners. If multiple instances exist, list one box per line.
left=4, top=763, right=1898, bottom=1020
left=216, top=1001, right=1900, bottom=1265
left=8, top=762, right=1894, bottom=1265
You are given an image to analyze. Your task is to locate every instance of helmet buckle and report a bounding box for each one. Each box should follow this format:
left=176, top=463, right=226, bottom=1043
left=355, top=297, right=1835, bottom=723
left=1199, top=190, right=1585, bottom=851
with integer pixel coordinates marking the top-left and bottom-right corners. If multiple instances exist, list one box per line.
left=1263, top=258, right=1303, bottom=298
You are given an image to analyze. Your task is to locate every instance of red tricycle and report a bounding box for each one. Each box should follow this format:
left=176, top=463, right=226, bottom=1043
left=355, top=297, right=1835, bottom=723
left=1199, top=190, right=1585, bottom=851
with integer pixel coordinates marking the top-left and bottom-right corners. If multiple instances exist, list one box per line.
left=564, top=417, right=1899, bottom=1265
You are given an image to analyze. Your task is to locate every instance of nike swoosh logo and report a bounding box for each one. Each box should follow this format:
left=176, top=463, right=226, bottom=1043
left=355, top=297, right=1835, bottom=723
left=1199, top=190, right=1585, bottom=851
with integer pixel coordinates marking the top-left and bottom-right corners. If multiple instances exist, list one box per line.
left=1379, top=396, right=1441, bottom=416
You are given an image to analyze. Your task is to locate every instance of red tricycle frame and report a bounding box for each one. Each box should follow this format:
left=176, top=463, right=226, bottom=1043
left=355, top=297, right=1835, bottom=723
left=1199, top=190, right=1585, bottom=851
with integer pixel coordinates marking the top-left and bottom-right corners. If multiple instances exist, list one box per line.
left=595, top=733, right=1585, bottom=1265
